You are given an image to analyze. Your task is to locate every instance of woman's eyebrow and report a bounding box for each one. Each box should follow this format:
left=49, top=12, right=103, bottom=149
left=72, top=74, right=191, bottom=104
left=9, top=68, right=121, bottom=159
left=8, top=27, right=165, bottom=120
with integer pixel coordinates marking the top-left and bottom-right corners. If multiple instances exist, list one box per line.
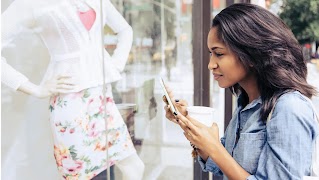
left=210, top=47, right=224, bottom=51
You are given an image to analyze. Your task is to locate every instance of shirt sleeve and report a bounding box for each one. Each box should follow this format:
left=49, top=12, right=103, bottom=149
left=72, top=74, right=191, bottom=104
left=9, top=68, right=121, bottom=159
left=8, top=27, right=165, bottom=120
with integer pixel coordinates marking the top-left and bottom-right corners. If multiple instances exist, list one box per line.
left=1, top=1, right=36, bottom=90
left=103, top=0, right=133, bottom=72
left=250, top=93, right=318, bottom=179
left=197, top=136, right=226, bottom=176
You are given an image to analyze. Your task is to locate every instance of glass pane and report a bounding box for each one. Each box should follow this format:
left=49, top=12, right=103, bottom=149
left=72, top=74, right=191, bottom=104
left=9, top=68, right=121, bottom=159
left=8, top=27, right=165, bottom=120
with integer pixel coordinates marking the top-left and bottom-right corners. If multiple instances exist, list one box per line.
left=110, top=0, right=194, bottom=179
left=2, top=0, right=60, bottom=179
left=2, top=0, right=194, bottom=179
left=210, top=0, right=227, bottom=138
left=2, top=0, right=134, bottom=179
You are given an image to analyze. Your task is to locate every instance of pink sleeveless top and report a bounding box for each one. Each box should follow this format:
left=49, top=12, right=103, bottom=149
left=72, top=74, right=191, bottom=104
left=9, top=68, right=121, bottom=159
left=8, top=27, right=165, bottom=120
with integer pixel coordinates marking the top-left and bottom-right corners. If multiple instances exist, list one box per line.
left=78, top=9, right=96, bottom=31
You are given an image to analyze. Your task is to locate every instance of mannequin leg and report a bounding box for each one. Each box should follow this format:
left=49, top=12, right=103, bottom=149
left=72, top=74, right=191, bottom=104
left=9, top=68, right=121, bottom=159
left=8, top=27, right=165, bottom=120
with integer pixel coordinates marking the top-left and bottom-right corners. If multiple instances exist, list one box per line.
left=116, top=153, right=145, bottom=180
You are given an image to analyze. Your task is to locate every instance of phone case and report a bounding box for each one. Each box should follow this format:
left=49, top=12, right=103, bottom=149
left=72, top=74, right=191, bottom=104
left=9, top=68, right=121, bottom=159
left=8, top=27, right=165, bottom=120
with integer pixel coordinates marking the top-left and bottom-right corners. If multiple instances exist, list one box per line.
left=159, top=77, right=177, bottom=115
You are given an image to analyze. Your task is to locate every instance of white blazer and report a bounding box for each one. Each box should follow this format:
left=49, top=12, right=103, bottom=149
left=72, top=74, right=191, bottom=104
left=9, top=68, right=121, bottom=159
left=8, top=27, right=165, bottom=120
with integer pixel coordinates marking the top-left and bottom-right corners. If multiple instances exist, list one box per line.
left=1, top=0, right=133, bottom=92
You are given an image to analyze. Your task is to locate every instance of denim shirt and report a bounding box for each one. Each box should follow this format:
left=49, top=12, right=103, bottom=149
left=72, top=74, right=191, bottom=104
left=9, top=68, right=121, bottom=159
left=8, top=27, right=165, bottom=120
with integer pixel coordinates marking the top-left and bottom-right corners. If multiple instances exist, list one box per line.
left=198, top=91, right=319, bottom=180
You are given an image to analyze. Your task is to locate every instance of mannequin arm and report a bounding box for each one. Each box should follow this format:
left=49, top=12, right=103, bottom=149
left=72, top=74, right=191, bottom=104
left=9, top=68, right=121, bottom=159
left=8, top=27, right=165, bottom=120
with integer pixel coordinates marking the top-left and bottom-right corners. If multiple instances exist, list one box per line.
left=17, top=81, right=48, bottom=98
left=1, top=1, right=35, bottom=90
left=103, top=0, right=133, bottom=72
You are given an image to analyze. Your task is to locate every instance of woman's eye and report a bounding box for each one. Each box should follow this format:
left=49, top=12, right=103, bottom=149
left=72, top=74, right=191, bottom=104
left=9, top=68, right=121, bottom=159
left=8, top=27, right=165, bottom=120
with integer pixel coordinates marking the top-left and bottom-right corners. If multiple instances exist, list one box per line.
left=209, top=51, right=224, bottom=57
left=215, top=52, right=224, bottom=57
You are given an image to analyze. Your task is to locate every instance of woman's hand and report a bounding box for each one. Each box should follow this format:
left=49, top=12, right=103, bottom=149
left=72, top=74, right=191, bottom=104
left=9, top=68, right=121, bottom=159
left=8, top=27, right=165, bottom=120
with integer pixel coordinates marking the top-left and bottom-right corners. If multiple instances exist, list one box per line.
left=177, top=113, right=251, bottom=180
left=176, top=112, right=221, bottom=157
left=162, top=85, right=188, bottom=124
left=18, top=75, right=77, bottom=98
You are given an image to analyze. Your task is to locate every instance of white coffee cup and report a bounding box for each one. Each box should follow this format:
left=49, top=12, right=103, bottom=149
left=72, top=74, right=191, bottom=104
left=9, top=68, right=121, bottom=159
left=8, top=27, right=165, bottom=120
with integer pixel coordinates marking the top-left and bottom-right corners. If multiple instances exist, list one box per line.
left=186, top=106, right=215, bottom=127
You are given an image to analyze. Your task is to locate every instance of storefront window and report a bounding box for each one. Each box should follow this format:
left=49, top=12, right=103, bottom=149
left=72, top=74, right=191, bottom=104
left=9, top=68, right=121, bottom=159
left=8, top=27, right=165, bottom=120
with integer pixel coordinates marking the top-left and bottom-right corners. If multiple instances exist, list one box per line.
left=110, top=0, right=194, bottom=179
left=2, top=0, right=195, bottom=179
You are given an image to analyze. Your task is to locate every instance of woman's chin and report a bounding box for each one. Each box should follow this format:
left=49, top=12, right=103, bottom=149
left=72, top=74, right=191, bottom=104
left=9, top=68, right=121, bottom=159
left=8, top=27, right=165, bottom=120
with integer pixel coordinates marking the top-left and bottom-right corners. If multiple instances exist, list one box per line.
left=216, top=82, right=230, bottom=89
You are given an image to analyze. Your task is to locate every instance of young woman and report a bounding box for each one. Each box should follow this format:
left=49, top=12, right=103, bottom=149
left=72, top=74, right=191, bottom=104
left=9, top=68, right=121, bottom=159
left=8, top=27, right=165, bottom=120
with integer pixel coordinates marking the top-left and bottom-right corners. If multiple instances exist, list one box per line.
left=2, top=0, right=144, bottom=179
left=164, top=3, right=318, bottom=179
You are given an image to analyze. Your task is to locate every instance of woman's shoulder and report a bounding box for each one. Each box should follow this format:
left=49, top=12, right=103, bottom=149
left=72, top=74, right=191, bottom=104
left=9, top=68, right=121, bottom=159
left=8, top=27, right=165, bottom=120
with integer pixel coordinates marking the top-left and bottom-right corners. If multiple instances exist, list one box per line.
left=274, top=91, right=315, bottom=122
left=268, top=91, right=319, bottom=140
left=277, top=91, right=311, bottom=107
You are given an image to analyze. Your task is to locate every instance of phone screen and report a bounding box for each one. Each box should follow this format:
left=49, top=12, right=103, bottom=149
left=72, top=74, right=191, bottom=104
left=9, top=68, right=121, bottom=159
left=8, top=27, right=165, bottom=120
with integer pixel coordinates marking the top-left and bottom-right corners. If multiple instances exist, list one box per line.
left=159, top=77, right=177, bottom=115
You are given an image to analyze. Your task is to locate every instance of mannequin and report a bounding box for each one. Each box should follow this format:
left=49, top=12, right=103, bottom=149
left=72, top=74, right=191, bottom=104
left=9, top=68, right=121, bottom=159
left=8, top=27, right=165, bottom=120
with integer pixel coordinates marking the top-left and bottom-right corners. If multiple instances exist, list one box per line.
left=1, top=0, right=145, bottom=179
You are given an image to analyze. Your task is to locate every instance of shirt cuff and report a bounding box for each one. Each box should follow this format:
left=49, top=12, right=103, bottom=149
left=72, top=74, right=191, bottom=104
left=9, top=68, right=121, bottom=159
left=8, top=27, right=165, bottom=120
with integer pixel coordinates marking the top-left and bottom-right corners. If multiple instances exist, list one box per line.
left=197, top=156, right=222, bottom=174
left=197, top=156, right=209, bottom=172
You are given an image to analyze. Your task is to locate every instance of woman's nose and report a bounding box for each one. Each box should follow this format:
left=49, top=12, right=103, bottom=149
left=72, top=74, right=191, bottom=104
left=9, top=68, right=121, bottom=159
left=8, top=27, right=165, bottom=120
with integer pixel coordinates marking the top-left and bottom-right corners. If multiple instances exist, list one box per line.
left=208, top=59, right=218, bottom=70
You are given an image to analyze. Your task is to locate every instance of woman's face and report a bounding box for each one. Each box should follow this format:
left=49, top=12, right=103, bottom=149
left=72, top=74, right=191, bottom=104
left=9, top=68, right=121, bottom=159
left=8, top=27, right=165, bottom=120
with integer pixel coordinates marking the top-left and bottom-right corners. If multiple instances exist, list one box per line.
left=207, top=27, right=252, bottom=88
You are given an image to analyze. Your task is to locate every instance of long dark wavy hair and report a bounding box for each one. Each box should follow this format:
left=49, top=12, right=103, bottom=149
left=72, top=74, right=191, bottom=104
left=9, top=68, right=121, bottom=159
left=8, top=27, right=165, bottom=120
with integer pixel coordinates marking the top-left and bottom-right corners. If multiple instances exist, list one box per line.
left=212, top=3, right=317, bottom=121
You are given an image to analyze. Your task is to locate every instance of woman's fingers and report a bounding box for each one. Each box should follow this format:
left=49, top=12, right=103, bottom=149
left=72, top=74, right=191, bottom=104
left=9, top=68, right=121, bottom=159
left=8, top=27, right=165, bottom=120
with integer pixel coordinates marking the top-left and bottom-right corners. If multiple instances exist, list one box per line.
left=211, top=123, right=220, bottom=139
left=185, top=114, right=207, bottom=127
left=164, top=105, right=179, bottom=124
left=162, top=95, right=168, bottom=104
left=183, top=131, right=192, bottom=141
left=174, top=99, right=188, bottom=116
left=164, top=105, right=173, bottom=118
left=175, top=99, right=188, bottom=107
left=161, top=83, right=191, bottom=125
left=176, top=113, right=198, bottom=135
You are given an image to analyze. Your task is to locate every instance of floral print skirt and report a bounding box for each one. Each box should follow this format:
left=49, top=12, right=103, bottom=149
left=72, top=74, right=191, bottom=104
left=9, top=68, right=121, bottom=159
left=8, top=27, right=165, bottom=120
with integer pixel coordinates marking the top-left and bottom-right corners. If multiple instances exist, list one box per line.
left=49, top=85, right=136, bottom=180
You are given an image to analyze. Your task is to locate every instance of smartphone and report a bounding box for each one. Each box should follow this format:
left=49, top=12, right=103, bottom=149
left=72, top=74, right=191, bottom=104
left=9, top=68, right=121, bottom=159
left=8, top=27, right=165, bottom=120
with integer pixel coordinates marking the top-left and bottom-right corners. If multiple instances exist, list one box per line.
left=159, top=77, right=178, bottom=116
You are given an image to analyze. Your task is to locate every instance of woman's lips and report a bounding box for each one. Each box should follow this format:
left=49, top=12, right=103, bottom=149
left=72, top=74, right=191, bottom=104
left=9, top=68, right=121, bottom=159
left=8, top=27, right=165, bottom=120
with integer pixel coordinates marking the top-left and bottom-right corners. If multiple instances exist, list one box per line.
left=213, top=73, right=222, bottom=80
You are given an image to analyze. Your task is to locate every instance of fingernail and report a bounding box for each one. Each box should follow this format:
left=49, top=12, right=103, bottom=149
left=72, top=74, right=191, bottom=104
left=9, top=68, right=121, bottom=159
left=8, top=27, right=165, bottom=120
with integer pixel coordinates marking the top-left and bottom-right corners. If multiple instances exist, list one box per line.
left=175, top=99, right=179, bottom=102
left=176, top=119, right=179, bottom=123
left=173, top=112, right=177, bottom=116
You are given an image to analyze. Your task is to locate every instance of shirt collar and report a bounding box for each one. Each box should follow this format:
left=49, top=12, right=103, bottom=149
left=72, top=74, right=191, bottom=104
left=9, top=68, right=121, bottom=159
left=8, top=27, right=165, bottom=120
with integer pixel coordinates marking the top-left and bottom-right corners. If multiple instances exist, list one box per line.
left=237, top=93, right=262, bottom=111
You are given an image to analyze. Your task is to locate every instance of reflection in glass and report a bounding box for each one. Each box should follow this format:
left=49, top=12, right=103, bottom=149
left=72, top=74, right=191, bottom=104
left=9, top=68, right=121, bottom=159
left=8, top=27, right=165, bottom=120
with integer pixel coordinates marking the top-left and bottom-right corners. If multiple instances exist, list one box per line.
left=2, top=0, right=195, bottom=179
left=110, top=0, right=194, bottom=179
left=2, top=0, right=143, bottom=179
